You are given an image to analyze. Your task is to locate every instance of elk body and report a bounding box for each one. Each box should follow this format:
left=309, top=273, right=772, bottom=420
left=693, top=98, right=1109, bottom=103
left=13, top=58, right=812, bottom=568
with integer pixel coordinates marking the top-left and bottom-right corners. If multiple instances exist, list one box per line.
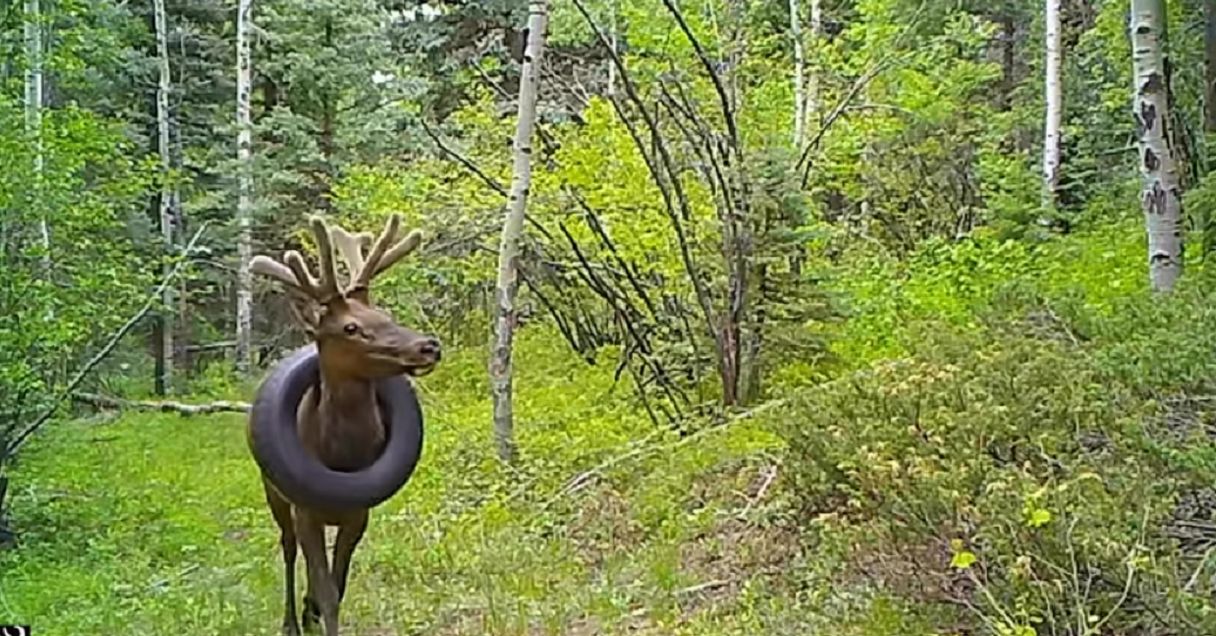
left=247, top=214, right=441, bottom=636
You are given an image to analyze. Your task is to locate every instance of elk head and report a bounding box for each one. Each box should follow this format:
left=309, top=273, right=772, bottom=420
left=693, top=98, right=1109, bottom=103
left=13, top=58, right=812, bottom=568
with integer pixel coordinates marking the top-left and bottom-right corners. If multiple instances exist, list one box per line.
left=251, top=213, right=441, bottom=378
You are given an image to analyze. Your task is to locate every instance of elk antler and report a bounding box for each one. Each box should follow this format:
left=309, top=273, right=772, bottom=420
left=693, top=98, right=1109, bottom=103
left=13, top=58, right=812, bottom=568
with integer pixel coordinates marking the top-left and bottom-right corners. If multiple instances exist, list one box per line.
left=339, top=214, right=423, bottom=297
left=250, top=216, right=343, bottom=304
left=330, top=226, right=373, bottom=278
left=251, top=213, right=423, bottom=303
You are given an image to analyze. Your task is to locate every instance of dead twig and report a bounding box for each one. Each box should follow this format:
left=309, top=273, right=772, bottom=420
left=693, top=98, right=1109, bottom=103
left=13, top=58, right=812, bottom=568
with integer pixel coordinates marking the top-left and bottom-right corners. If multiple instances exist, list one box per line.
left=541, top=399, right=785, bottom=510
left=738, top=463, right=779, bottom=520
left=419, top=118, right=508, bottom=197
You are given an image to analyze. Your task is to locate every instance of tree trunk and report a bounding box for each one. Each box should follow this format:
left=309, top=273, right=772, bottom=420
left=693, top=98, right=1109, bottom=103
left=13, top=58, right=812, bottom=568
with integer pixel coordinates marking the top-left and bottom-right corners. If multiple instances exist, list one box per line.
left=1042, top=0, right=1063, bottom=210
left=490, top=0, right=548, bottom=464
left=24, top=0, right=47, bottom=269
left=1131, top=0, right=1184, bottom=292
left=790, top=0, right=805, bottom=149
left=607, top=0, right=617, bottom=96
left=1205, top=0, right=1216, bottom=135
left=235, top=0, right=254, bottom=374
left=1000, top=15, right=1016, bottom=111
left=154, top=0, right=175, bottom=395
left=808, top=0, right=820, bottom=126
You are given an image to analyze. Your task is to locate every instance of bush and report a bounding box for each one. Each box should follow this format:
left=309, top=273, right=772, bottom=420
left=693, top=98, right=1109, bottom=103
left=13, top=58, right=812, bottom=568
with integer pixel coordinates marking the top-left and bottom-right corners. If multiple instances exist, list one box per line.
left=778, top=220, right=1216, bottom=633
left=782, top=324, right=1216, bottom=633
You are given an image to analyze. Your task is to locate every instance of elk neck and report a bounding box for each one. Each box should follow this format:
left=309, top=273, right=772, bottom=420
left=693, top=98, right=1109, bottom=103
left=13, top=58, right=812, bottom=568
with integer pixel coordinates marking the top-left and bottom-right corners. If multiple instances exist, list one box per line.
left=308, top=355, right=387, bottom=470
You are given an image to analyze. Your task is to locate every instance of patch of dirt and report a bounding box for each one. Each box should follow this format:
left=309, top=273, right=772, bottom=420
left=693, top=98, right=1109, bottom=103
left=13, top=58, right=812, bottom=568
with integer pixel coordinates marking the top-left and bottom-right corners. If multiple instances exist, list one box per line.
left=1167, top=487, right=1216, bottom=555
left=843, top=530, right=975, bottom=608
left=1155, top=394, right=1216, bottom=443
left=566, top=484, right=645, bottom=569
left=676, top=517, right=798, bottom=610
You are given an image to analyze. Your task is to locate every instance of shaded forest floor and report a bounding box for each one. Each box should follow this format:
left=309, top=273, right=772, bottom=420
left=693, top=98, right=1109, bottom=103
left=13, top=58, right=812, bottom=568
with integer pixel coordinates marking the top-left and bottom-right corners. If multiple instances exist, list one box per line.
left=7, top=218, right=1216, bottom=634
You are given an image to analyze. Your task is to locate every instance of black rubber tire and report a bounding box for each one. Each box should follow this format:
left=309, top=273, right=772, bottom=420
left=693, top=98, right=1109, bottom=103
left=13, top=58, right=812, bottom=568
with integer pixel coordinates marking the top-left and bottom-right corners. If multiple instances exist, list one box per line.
left=247, top=344, right=424, bottom=511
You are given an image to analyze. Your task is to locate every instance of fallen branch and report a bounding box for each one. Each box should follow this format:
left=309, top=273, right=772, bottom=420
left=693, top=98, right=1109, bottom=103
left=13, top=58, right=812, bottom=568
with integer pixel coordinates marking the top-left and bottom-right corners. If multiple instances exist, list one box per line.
left=72, top=392, right=250, bottom=416
left=184, top=340, right=238, bottom=353
left=3, top=223, right=210, bottom=460
left=738, top=463, right=779, bottom=520
left=540, top=399, right=786, bottom=510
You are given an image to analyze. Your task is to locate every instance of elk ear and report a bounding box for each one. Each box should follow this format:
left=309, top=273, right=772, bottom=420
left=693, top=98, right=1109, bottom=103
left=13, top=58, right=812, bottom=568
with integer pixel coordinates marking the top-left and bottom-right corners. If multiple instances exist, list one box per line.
left=344, top=285, right=371, bottom=306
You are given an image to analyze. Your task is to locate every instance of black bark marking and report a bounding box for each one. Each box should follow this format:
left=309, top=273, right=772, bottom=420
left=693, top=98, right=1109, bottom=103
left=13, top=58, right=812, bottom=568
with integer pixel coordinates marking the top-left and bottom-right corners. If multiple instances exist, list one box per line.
left=1143, top=148, right=1159, bottom=172
left=1143, top=72, right=1164, bottom=94
left=1140, top=101, right=1157, bottom=132
left=1143, top=181, right=1166, bottom=215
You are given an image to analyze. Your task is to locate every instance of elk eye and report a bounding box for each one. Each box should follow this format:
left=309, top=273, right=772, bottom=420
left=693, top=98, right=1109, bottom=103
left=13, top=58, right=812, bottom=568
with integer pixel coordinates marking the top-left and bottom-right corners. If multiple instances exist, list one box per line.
left=343, top=323, right=359, bottom=336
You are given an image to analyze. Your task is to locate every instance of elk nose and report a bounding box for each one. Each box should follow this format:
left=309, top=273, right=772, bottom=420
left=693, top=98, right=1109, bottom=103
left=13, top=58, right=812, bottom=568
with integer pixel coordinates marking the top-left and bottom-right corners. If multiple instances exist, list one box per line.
left=419, top=337, right=442, bottom=361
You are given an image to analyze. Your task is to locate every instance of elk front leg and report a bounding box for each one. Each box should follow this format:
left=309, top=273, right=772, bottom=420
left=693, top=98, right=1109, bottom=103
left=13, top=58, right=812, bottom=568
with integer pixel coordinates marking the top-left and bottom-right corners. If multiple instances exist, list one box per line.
left=295, top=513, right=340, bottom=635
left=264, top=483, right=300, bottom=636
left=331, top=511, right=369, bottom=602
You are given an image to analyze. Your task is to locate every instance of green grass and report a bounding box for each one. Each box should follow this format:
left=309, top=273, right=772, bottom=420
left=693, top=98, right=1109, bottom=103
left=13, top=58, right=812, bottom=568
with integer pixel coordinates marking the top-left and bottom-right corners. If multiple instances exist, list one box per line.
left=0, top=330, right=790, bottom=635
left=5, top=218, right=1197, bottom=635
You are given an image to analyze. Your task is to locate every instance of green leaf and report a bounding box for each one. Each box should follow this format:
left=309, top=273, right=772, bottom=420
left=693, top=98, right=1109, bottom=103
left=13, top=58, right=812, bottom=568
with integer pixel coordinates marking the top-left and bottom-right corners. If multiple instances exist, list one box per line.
left=950, top=550, right=977, bottom=570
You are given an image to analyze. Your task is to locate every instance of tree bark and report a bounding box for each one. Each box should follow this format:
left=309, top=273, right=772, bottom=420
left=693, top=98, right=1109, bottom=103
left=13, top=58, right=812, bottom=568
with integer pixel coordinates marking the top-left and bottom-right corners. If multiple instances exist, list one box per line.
left=490, top=0, right=548, bottom=464
left=790, top=0, right=805, bottom=148
left=1042, top=0, right=1063, bottom=209
left=808, top=0, right=821, bottom=126
left=1205, top=0, right=1216, bottom=134
left=235, top=0, right=255, bottom=374
left=1131, top=0, right=1184, bottom=292
left=154, top=0, right=175, bottom=395
left=607, top=0, right=617, bottom=96
left=24, top=0, right=48, bottom=269
left=1001, top=14, right=1016, bottom=111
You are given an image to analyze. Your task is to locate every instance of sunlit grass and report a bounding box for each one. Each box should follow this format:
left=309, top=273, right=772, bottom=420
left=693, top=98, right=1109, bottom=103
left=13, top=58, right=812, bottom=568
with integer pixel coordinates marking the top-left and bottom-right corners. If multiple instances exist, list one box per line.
left=0, top=329, right=786, bottom=635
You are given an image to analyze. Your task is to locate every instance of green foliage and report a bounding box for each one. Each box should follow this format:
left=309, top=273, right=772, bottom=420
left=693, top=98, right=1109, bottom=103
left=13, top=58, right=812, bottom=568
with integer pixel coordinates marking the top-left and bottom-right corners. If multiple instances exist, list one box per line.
left=4, top=0, right=1216, bottom=633
left=780, top=222, right=1216, bottom=633
left=0, top=97, right=156, bottom=462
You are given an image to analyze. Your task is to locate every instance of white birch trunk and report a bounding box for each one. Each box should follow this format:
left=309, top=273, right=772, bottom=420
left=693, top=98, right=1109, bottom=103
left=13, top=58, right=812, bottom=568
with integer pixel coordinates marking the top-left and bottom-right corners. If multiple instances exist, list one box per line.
left=235, top=0, right=255, bottom=373
left=1041, top=0, right=1063, bottom=209
left=790, top=0, right=805, bottom=148
left=490, top=0, right=548, bottom=463
left=24, top=0, right=47, bottom=266
left=1131, top=0, right=1184, bottom=291
left=607, top=0, right=617, bottom=96
left=808, top=0, right=820, bottom=126
left=154, top=0, right=175, bottom=394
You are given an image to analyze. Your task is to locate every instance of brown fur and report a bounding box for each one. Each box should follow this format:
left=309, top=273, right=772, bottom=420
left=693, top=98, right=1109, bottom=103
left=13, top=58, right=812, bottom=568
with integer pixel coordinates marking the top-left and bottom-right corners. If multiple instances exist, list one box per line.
left=249, top=215, right=439, bottom=636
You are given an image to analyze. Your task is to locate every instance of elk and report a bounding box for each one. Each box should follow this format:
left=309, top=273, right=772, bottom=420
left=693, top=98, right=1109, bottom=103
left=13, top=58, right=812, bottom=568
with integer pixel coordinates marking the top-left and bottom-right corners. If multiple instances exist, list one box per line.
left=246, top=213, right=441, bottom=636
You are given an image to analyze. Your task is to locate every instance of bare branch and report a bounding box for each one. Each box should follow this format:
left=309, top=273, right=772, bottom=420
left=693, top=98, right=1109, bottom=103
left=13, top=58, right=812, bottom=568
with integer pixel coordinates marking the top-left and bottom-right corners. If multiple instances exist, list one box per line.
left=658, top=0, right=740, bottom=150
left=419, top=118, right=508, bottom=197
left=4, top=223, right=211, bottom=459
left=570, top=0, right=722, bottom=361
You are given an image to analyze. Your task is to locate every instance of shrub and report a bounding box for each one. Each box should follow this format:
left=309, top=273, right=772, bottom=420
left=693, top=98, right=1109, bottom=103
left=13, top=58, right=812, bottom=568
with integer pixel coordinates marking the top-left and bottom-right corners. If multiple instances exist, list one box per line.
left=782, top=322, right=1216, bottom=633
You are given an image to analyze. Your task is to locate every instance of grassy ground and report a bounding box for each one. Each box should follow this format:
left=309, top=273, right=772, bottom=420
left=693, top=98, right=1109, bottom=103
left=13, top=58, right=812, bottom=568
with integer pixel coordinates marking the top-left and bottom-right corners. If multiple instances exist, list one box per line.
left=5, top=218, right=1189, bottom=635
left=0, top=332, right=794, bottom=635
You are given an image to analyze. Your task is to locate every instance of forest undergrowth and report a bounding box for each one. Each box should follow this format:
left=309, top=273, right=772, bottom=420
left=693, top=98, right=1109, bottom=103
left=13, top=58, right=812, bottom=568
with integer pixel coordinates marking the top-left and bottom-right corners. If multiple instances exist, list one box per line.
left=5, top=217, right=1216, bottom=635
